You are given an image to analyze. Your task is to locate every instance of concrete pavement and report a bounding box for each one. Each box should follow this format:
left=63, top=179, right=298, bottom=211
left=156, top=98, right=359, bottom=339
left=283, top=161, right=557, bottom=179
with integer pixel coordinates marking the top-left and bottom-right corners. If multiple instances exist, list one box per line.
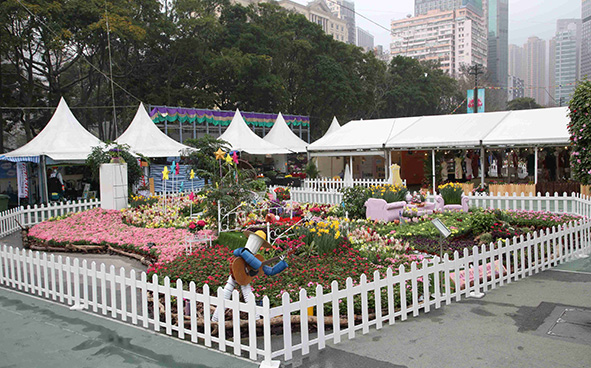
left=0, top=286, right=257, bottom=368
left=280, top=257, right=591, bottom=368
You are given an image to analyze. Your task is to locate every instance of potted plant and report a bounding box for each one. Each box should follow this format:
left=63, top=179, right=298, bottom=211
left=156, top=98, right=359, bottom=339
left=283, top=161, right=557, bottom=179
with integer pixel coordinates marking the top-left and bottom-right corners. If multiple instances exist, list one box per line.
left=438, top=182, right=463, bottom=205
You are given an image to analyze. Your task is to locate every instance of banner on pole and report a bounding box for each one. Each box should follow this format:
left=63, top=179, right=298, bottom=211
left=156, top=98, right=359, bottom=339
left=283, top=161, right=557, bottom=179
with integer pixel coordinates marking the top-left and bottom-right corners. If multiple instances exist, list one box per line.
left=16, top=162, right=28, bottom=198
left=467, top=89, right=485, bottom=113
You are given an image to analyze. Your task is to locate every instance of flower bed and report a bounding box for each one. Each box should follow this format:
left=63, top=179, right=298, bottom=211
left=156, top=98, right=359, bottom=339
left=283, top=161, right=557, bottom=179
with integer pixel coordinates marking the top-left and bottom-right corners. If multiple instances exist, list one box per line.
left=27, top=208, right=216, bottom=265
left=25, top=197, right=584, bottom=313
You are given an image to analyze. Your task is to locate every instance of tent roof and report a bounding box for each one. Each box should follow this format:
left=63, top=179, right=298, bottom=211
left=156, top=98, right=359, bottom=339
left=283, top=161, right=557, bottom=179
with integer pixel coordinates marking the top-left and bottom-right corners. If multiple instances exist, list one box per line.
left=305, top=117, right=342, bottom=152
left=2, top=97, right=103, bottom=162
left=385, top=111, right=511, bottom=149
left=308, top=117, right=421, bottom=154
left=263, top=112, right=308, bottom=153
left=116, top=103, right=193, bottom=157
left=325, top=116, right=342, bottom=136
left=307, top=107, right=570, bottom=154
left=481, top=107, right=570, bottom=146
left=219, top=109, right=290, bottom=155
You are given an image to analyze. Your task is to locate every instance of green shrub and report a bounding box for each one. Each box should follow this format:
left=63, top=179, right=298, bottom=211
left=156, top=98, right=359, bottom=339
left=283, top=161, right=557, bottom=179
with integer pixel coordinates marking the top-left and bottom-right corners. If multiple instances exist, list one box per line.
left=305, top=160, right=319, bottom=179
left=214, top=231, right=247, bottom=250
left=341, top=185, right=370, bottom=219
left=249, top=178, right=267, bottom=192
left=468, top=212, right=498, bottom=234
left=477, top=232, right=493, bottom=245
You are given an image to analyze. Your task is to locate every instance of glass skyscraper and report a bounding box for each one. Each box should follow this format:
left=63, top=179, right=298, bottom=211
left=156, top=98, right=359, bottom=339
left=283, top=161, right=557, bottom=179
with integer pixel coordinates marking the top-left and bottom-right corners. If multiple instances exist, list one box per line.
left=484, top=0, right=509, bottom=87
left=582, top=0, right=591, bottom=79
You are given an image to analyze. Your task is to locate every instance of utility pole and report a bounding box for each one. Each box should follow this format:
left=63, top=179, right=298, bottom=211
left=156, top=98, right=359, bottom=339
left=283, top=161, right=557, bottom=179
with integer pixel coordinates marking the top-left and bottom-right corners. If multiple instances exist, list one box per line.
left=468, top=64, right=484, bottom=113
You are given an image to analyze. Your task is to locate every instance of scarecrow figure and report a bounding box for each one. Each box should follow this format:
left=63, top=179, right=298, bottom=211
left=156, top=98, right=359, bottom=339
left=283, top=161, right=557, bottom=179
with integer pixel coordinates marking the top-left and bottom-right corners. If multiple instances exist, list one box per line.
left=212, top=230, right=288, bottom=322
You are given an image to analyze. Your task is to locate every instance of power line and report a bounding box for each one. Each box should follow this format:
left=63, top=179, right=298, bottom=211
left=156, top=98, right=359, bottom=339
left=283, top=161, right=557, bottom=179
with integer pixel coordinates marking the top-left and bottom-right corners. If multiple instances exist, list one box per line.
left=0, top=105, right=137, bottom=110
left=14, top=0, right=142, bottom=104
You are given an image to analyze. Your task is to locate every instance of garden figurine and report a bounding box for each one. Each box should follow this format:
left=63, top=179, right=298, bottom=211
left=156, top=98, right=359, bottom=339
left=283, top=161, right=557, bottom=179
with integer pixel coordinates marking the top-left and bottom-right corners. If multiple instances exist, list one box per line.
left=211, top=230, right=288, bottom=322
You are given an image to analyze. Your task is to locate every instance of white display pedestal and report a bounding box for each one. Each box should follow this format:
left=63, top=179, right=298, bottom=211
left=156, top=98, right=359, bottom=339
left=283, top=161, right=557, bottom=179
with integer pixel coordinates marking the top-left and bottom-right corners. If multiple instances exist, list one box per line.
left=100, top=163, right=128, bottom=210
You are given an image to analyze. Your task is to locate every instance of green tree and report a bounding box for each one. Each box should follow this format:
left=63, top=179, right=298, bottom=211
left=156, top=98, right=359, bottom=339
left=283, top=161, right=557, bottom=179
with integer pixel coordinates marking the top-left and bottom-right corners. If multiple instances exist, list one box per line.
left=183, top=135, right=231, bottom=185
left=567, top=81, right=591, bottom=184
left=382, top=56, right=462, bottom=118
left=506, top=97, right=542, bottom=110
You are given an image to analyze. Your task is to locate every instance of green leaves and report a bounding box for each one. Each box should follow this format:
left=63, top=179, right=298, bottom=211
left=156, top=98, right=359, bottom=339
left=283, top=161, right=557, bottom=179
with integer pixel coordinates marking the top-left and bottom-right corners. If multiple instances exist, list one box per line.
left=568, top=81, right=591, bottom=184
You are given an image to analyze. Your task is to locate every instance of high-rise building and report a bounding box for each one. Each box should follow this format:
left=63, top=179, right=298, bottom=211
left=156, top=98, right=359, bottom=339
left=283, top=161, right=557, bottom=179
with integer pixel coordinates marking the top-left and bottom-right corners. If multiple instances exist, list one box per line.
left=326, top=0, right=356, bottom=45
left=507, top=75, right=525, bottom=101
left=582, top=0, right=591, bottom=79
left=415, top=0, right=483, bottom=15
left=276, top=0, right=348, bottom=42
left=483, top=0, right=509, bottom=87
left=548, top=37, right=557, bottom=106
left=356, top=27, right=374, bottom=52
left=390, top=7, right=487, bottom=77
left=555, top=19, right=582, bottom=104
left=508, top=44, right=526, bottom=81
left=524, top=36, right=547, bottom=105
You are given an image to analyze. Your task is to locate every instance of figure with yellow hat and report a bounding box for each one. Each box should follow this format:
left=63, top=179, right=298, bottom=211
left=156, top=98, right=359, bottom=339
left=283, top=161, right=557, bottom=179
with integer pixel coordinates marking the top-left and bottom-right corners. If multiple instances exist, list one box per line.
left=211, top=230, right=288, bottom=322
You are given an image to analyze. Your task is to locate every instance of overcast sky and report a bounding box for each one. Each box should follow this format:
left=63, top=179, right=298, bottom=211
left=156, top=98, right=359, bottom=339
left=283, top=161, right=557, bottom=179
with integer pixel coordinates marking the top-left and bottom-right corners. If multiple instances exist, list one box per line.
left=333, top=0, right=582, bottom=48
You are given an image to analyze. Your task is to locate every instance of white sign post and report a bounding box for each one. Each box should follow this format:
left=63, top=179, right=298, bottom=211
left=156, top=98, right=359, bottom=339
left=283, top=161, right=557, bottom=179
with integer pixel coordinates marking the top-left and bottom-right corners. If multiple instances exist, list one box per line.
left=431, top=218, right=451, bottom=259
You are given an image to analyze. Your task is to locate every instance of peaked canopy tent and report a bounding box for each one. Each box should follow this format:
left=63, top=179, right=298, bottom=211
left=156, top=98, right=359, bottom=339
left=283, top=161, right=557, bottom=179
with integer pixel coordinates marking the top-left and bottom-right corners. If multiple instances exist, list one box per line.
left=219, top=109, right=290, bottom=155
left=1, top=97, right=104, bottom=163
left=116, top=103, right=194, bottom=158
left=263, top=113, right=308, bottom=153
left=149, top=105, right=310, bottom=143
left=308, top=117, right=343, bottom=177
left=0, top=97, right=105, bottom=202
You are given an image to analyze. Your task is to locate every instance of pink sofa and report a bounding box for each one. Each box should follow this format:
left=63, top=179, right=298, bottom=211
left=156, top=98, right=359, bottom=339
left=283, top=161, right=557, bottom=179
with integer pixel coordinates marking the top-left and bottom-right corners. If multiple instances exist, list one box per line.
left=364, top=198, right=406, bottom=222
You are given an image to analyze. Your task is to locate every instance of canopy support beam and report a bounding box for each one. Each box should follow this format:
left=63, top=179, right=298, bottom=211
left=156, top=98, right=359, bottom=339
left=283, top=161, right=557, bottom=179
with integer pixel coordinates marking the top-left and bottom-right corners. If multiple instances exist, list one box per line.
left=480, top=145, right=485, bottom=186
left=431, top=149, right=436, bottom=195
left=534, top=147, right=539, bottom=184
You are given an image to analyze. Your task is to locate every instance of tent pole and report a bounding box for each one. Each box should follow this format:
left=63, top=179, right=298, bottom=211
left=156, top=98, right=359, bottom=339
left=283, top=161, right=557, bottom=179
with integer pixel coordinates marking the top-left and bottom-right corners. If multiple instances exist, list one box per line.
left=480, top=145, right=485, bottom=186
left=41, top=155, right=48, bottom=203
left=534, top=147, right=538, bottom=184
left=384, top=149, right=389, bottom=180
left=431, top=149, right=436, bottom=195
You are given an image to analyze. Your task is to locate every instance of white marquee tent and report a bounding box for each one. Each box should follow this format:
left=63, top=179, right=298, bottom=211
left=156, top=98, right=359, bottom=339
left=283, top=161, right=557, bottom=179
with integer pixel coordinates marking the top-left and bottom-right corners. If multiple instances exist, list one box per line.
left=219, top=109, right=290, bottom=155
left=306, top=107, right=570, bottom=186
left=116, top=103, right=193, bottom=157
left=309, top=117, right=344, bottom=177
left=307, top=107, right=570, bottom=154
left=263, top=112, right=308, bottom=153
left=1, top=97, right=104, bottom=163
left=0, top=97, right=105, bottom=203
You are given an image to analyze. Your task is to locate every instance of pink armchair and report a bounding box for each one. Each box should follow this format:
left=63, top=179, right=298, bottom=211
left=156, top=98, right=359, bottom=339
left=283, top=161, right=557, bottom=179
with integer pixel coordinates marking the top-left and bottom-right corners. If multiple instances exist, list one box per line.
left=442, top=195, right=470, bottom=212
left=365, top=198, right=406, bottom=222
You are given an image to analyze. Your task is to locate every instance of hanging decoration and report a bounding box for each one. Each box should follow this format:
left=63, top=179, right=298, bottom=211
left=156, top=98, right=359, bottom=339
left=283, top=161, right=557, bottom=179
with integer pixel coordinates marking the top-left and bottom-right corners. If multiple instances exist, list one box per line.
left=149, top=106, right=310, bottom=128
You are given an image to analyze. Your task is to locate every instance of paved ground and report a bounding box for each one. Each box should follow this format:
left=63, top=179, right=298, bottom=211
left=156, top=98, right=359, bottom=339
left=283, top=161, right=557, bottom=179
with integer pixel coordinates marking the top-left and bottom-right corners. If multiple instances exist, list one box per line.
left=0, top=287, right=257, bottom=368
left=279, top=256, right=591, bottom=368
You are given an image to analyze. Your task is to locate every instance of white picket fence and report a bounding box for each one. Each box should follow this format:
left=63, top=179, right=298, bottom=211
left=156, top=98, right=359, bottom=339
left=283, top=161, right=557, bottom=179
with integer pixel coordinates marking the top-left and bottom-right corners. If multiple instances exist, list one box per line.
left=0, top=193, right=590, bottom=366
left=465, top=191, right=589, bottom=217
left=302, top=178, right=400, bottom=191
left=273, top=186, right=344, bottom=206
left=0, top=199, right=101, bottom=238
